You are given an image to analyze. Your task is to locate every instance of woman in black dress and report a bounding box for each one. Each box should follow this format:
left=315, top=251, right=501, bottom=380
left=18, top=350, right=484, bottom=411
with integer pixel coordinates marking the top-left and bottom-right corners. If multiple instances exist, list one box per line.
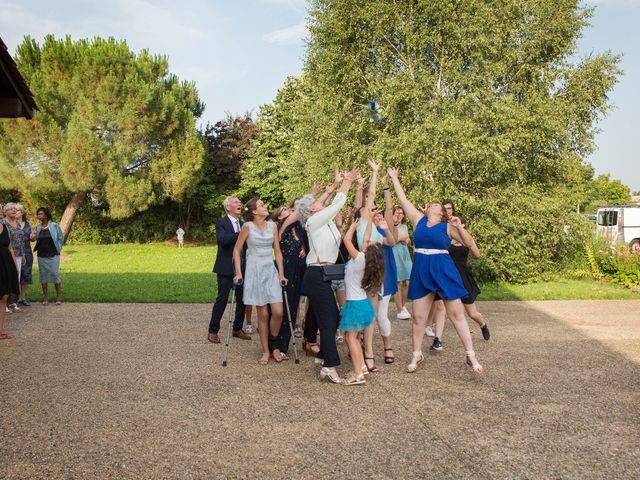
left=0, top=219, right=20, bottom=339
left=429, top=215, right=490, bottom=350
left=272, top=205, right=307, bottom=359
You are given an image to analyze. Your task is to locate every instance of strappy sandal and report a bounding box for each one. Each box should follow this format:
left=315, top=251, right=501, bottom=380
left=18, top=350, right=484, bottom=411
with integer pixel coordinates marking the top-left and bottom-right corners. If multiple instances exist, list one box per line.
left=465, top=351, right=483, bottom=374
left=364, top=357, right=379, bottom=373
left=384, top=348, right=394, bottom=364
left=319, top=367, right=342, bottom=384
left=343, top=372, right=366, bottom=386
left=303, top=341, right=320, bottom=357
left=406, top=352, right=424, bottom=373
left=0, top=333, right=13, bottom=340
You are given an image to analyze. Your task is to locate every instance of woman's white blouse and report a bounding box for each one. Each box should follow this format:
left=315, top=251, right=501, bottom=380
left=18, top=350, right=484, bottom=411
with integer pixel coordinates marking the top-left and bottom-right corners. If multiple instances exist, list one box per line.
left=305, top=192, right=346, bottom=265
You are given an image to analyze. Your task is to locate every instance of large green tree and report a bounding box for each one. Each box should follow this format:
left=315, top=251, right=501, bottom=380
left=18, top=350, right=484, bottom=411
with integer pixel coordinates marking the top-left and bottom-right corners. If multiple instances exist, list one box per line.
left=0, top=35, right=204, bottom=240
left=265, top=0, right=621, bottom=280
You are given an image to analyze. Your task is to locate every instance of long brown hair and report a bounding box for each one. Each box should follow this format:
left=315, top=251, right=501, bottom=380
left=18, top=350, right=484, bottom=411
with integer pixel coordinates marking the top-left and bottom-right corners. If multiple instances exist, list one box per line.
left=243, top=197, right=260, bottom=222
left=361, top=243, right=385, bottom=295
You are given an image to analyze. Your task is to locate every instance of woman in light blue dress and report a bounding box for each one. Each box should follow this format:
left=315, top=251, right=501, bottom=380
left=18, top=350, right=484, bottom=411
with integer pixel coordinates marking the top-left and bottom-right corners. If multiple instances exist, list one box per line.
left=392, top=207, right=413, bottom=319
left=233, top=198, right=287, bottom=365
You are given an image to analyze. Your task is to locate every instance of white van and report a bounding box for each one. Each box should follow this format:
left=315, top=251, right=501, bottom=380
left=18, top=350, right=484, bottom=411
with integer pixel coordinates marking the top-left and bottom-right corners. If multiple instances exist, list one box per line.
left=596, top=206, right=640, bottom=252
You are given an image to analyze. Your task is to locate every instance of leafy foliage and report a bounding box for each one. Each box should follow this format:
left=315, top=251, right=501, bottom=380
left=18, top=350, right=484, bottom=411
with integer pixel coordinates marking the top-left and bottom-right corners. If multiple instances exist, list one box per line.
left=0, top=35, right=205, bottom=232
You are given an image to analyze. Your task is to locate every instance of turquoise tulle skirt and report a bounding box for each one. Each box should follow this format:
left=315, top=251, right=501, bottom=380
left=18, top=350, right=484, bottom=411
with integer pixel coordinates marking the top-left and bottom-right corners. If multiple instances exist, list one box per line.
left=340, top=298, right=376, bottom=332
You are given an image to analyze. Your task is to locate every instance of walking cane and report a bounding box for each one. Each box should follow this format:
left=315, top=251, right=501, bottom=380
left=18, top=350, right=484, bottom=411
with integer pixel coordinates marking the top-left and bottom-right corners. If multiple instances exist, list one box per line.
left=281, top=280, right=300, bottom=364
left=222, top=278, right=243, bottom=367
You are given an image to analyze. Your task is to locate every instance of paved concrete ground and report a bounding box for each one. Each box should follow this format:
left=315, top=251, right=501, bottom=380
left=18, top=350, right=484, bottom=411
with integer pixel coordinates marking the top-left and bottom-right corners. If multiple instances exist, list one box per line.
left=1, top=300, right=639, bottom=479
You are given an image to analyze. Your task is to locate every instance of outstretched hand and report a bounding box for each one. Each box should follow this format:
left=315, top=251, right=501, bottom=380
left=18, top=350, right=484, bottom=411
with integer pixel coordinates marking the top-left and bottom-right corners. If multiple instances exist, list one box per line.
left=387, top=167, right=398, bottom=179
left=311, top=181, right=323, bottom=196
left=343, top=167, right=360, bottom=182
left=347, top=217, right=360, bottom=233
left=381, top=173, right=389, bottom=188
left=368, top=158, right=380, bottom=172
left=449, top=216, right=463, bottom=228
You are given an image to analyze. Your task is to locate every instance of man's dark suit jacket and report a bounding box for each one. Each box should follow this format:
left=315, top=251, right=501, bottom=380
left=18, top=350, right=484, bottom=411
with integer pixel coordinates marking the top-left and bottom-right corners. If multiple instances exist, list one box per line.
left=213, top=216, right=243, bottom=276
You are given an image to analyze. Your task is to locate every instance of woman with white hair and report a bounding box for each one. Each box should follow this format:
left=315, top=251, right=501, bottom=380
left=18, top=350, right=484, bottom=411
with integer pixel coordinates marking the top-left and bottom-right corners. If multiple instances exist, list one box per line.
left=1, top=203, right=26, bottom=312
left=297, top=167, right=359, bottom=384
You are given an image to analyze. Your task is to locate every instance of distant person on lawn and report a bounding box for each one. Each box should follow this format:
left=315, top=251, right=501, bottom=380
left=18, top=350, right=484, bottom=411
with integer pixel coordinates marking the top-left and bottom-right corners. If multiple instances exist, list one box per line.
left=207, top=196, right=251, bottom=344
left=33, top=207, right=63, bottom=306
left=176, top=225, right=185, bottom=248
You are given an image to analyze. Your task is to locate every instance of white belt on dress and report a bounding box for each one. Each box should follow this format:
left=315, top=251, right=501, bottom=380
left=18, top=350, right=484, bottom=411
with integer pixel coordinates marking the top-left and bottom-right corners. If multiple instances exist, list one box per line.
left=414, top=248, right=449, bottom=255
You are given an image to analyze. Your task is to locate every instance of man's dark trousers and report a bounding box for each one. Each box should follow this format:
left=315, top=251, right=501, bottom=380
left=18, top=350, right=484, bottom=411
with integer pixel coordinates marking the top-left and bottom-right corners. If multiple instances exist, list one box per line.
left=208, top=275, right=244, bottom=333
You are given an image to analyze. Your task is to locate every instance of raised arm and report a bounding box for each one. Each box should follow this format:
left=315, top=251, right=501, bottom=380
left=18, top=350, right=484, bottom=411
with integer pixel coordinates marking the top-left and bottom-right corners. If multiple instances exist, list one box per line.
left=354, top=173, right=366, bottom=209
left=380, top=174, right=396, bottom=246
left=279, top=210, right=298, bottom=234
left=232, top=224, right=250, bottom=284
left=307, top=168, right=358, bottom=231
left=448, top=217, right=480, bottom=256
left=343, top=218, right=361, bottom=260
left=387, top=167, right=423, bottom=228
left=272, top=223, right=287, bottom=285
left=364, top=160, right=379, bottom=214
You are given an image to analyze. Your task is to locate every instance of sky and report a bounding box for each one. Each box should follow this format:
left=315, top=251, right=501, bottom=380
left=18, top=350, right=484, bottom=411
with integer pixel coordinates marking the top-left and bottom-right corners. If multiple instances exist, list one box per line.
left=1, top=0, right=638, bottom=191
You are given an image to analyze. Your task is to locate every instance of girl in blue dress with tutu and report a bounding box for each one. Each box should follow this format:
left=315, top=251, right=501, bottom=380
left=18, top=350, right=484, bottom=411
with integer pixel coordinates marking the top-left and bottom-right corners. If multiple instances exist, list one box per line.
left=387, top=168, right=483, bottom=375
left=341, top=217, right=385, bottom=385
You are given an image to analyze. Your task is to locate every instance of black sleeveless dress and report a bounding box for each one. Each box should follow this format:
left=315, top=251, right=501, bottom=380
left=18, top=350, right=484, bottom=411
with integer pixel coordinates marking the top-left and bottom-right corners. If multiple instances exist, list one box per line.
left=449, top=244, right=481, bottom=305
left=0, top=225, right=20, bottom=296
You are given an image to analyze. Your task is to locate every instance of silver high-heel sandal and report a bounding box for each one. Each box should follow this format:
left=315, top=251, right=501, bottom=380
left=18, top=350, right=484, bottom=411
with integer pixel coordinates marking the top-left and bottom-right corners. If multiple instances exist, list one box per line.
left=320, top=367, right=342, bottom=384
left=406, top=352, right=424, bottom=373
left=465, top=351, right=483, bottom=374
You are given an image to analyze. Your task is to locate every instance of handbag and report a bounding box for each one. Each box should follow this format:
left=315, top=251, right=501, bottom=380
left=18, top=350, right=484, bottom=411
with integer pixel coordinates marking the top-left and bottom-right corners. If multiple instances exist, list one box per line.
left=309, top=224, right=346, bottom=282
left=321, top=263, right=345, bottom=282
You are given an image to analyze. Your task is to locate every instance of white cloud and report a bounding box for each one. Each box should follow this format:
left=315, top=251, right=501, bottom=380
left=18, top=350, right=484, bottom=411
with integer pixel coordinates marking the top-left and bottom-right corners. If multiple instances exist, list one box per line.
left=263, top=22, right=307, bottom=45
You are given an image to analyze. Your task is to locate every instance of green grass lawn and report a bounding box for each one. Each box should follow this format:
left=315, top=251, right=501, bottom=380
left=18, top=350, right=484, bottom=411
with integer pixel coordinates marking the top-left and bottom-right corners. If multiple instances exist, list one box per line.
left=26, top=243, right=640, bottom=303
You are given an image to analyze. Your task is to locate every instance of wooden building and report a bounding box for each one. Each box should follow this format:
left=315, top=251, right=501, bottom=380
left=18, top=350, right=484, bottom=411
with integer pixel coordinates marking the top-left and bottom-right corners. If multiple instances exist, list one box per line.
left=0, top=36, right=37, bottom=119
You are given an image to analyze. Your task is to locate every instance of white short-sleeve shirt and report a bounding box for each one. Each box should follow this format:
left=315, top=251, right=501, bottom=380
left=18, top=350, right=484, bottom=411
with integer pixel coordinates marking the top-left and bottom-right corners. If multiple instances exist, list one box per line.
left=344, top=252, right=367, bottom=301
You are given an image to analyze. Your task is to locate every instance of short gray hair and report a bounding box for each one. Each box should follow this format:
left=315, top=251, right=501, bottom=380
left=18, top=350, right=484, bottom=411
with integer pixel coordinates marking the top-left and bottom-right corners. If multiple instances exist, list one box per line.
left=2, top=202, right=18, bottom=214
left=222, top=196, right=237, bottom=211
left=296, top=194, right=315, bottom=227
left=16, top=203, right=26, bottom=214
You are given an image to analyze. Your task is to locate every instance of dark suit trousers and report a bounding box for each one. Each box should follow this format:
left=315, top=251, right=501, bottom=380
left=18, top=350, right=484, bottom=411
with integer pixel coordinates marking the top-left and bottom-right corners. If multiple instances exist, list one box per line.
left=209, top=274, right=245, bottom=333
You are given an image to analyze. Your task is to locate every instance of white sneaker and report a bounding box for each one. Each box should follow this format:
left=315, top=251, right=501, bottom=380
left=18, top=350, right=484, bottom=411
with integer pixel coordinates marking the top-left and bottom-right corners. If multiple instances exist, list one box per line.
left=336, top=332, right=344, bottom=343
left=425, top=325, right=435, bottom=337
left=397, top=307, right=411, bottom=320
left=243, top=324, right=254, bottom=334
left=9, top=304, right=20, bottom=313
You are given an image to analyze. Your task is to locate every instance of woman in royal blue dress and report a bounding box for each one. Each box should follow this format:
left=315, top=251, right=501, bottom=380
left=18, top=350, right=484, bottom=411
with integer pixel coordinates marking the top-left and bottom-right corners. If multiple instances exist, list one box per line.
left=387, top=168, right=483, bottom=374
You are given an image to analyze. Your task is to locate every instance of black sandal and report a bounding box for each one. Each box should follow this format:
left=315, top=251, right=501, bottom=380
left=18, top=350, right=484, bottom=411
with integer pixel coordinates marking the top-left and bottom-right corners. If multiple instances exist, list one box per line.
left=384, top=348, right=394, bottom=364
left=364, top=357, right=379, bottom=373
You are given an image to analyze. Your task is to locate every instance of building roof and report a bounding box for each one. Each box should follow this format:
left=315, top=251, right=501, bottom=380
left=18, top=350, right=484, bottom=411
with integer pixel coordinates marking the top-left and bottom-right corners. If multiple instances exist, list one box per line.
left=0, top=36, right=37, bottom=119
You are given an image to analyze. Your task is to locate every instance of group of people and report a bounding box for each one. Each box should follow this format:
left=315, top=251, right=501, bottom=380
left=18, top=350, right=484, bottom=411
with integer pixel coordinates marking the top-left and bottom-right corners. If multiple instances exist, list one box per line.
left=0, top=203, right=64, bottom=340
left=207, top=161, right=490, bottom=385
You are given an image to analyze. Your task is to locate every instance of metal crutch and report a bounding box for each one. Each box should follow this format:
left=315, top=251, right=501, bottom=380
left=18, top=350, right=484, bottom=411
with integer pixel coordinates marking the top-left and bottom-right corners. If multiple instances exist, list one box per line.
left=222, top=278, right=243, bottom=367
left=281, top=280, right=300, bottom=364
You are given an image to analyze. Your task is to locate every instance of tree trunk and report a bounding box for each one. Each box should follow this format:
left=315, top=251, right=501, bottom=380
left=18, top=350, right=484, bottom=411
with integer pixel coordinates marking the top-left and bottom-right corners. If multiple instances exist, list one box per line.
left=59, top=191, right=87, bottom=243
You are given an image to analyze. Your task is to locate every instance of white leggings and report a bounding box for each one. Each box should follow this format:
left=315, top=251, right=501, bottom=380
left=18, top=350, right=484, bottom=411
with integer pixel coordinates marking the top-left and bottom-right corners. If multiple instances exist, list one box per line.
left=376, top=294, right=392, bottom=337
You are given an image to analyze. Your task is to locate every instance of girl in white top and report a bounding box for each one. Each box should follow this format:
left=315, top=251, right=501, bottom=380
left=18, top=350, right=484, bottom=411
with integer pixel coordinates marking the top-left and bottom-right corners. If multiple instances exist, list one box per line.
left=340, top=217, right=385, bottom=385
